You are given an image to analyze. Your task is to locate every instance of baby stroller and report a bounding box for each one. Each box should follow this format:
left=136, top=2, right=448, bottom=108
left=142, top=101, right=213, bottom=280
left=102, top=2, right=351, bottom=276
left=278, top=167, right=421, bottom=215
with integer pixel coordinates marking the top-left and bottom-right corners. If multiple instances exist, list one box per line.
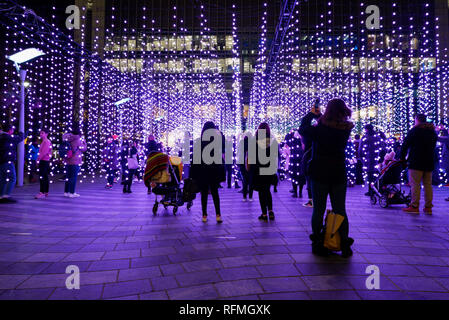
left=144, top=153, right=194, bottom=216
left=370, top=160, right=411, bottom=208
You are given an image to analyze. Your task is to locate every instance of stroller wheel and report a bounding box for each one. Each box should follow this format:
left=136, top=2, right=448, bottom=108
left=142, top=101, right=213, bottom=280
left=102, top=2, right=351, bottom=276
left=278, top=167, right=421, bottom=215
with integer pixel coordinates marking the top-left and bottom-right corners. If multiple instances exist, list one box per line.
left=370, top=195, right=377, bottom=206
left=187, top=201, right=193, bottom=211
left=379, top=196, right=389, bottom=208
left=152, top=203, right=158, bottom=215
left=173, top=206, right=178, bottom=215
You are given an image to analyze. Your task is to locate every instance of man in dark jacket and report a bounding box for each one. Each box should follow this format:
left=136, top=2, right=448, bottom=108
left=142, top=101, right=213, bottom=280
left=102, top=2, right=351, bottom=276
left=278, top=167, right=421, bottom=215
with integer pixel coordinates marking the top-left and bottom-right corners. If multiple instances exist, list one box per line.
left=0, top=124, right=25, bottom=203
left=144, top=135, right=160, bottom=157
left=144, top=135, right=161, bottom=195
left=400, top=114, right=438, bottom=214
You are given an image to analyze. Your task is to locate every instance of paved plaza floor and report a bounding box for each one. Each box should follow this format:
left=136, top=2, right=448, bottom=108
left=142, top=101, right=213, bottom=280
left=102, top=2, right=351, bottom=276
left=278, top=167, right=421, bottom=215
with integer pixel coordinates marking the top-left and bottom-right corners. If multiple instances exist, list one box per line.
left=0, top=180, right=449, bottom=300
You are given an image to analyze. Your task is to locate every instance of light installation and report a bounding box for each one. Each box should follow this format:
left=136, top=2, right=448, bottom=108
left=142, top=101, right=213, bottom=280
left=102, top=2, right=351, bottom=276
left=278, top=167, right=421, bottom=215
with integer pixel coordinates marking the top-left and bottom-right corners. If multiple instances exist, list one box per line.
left=1, top=0, right=448, bottom=185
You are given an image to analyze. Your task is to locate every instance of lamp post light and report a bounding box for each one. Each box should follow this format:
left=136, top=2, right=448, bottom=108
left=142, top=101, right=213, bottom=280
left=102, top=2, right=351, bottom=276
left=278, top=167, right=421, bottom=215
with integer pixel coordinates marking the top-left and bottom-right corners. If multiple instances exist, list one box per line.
left=114, top=98, right=131, bottom=145
left=7, top=48, right=45, bottom=187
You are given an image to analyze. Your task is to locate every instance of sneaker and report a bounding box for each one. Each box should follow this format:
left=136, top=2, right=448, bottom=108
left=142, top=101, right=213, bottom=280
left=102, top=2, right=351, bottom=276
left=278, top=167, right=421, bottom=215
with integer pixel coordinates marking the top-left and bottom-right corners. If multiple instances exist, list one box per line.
left=249, top=198, right=254, bottom=202
left=303, top=201, right=313, bottom=208
left=258, top=214, right=268, bottom=221
left=202, top=216, right=208, bottom=223
left=216, top=216, right=223, bottom=224
left=69, top=193, right=80, bottom=198
left=35, top=193, right=46, bottom=199
left=105, top=185, right=112, bottom=189
left=423, top=207, right=433, bottom=215
left=242, top=198, right=248, bottom=202
left=402, top=206, right=419, bottom=214
left=64, top=193, right=70, bottom=198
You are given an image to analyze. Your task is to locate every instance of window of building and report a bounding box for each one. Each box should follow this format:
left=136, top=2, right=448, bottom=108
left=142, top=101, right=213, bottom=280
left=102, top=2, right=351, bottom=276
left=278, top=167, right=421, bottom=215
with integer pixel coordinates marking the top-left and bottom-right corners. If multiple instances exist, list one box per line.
left=225, top=36, right=234, bottom=51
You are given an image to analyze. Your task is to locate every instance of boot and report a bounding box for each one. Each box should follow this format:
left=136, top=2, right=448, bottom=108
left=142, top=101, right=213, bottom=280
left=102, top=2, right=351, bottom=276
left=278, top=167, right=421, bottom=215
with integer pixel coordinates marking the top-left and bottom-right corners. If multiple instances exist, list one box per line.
left=341, top=238, right=354, bottom=258
left=309, top=234, right=329, bottom=257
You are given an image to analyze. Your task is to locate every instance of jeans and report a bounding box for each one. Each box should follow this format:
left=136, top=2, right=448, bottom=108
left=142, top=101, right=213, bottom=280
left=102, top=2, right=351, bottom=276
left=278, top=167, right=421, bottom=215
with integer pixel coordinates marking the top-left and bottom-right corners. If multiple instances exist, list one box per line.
left=29, top=160, right=37, bottom=182
left=306, top=175, right=313, bottom=200
left=124, top=169, right=136, bottom=191
left=106, top=167, right=117, bottom=186
left=38, top=160, right=50, bottom=193
left=0, top=163, right=16, bottom=197
left=225, top=164, right=233, bottom=187
left=240, top=165, right=254, bottom=200
left=258, top=186, right=273, bottom=216
left=200, top=185, right=221, bottom=216
left=64, top=165, right=80, bottom=194
left=409, top=169, right=433, bottom=209
left=311, top=180, right=349, bottom=241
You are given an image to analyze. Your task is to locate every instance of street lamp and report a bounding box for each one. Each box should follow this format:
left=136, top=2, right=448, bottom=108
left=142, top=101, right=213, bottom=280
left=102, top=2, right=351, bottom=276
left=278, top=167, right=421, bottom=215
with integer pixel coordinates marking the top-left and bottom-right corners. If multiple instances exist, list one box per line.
left=7, top=48, right=45, bottom=187
left=114, top=98, right=131, bottom=144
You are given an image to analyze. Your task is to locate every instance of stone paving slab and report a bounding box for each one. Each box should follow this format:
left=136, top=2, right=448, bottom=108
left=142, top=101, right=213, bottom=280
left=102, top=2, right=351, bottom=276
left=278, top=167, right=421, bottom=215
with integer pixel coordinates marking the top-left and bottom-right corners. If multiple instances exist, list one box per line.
left=0, top=181, right=449, bottom=300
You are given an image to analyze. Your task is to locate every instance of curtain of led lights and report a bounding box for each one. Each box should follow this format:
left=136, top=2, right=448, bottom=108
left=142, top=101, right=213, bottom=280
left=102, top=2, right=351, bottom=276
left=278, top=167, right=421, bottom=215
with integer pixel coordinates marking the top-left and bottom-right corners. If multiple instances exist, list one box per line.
left=253, top=0, right=448, bottom=139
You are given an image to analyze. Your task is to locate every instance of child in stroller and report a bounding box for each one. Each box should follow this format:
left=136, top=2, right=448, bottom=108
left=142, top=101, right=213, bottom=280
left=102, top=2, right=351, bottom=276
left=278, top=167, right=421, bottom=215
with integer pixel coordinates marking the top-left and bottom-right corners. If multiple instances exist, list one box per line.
left=144, top=152, right=194, bottom=215
left=370, top=152, right=411, bottom=208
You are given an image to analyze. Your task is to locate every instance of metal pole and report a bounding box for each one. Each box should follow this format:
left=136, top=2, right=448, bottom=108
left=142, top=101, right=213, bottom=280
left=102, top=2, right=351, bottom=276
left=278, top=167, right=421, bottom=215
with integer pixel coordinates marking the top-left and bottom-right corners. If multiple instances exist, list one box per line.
left=119, top=105, right=123, bottom=145
left=17, top=69, right=27, bottom=187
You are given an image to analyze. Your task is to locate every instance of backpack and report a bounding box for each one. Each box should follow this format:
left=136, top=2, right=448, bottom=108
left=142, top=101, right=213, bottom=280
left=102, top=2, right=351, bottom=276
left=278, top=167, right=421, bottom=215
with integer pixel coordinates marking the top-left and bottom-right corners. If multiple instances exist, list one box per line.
left=59, top=140, right=73, bottom=160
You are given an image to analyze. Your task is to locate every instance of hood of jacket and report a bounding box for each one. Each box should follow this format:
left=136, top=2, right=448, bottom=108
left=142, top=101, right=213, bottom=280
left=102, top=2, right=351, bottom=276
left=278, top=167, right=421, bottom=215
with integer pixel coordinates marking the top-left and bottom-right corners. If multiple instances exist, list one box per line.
left=319, top=118, right=355, bottom=131
left=415, top=123, right=435, bottom=131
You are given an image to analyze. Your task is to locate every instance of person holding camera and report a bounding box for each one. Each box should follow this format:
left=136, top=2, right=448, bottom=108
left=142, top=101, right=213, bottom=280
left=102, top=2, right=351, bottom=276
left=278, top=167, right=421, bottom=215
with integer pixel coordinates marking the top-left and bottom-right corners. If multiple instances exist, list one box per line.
left=299, top=98, right=355, bottom=258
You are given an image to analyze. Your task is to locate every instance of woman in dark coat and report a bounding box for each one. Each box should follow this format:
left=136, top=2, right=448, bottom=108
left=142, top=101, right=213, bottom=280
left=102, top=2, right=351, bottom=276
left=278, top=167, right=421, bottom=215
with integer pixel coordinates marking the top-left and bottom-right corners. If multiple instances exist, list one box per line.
left=288, top=130, right=306, bottom=198
left=190, top=122, right=225, bottom=223
left=299, top=98, right=355, bottom=258
left=238, top=134, right=255, bottom=201
left=359, top=124, right=384, bottom=195
left=252, top=123, right=279, bottom=221
left=103, top=137, right=119, bottom=189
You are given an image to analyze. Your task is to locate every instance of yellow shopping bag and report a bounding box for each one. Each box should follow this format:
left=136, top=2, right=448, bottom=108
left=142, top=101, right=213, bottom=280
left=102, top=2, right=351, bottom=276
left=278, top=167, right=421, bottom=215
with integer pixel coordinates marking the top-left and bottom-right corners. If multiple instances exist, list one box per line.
left=324, top=210, right=345, bottom=251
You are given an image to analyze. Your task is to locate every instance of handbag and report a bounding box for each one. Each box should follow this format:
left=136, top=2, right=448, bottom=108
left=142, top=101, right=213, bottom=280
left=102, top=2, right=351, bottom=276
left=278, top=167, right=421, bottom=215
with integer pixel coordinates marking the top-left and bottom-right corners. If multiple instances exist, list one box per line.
left=127, top=156, right=139, bottom=170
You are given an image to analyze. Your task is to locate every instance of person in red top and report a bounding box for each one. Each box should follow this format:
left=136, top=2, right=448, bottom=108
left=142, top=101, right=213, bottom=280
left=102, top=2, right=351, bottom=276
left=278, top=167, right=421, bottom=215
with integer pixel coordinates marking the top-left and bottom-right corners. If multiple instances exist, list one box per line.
left=35, top=128, right=53, bottom=199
